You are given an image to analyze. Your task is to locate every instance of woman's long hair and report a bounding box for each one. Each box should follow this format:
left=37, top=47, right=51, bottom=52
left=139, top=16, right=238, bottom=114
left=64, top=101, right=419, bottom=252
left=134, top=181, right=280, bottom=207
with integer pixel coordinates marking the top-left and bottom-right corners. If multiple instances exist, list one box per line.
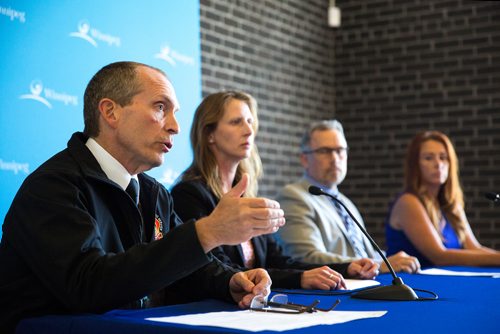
left=181, top=91, right=262, bottom=199
left=404, top=130, right=466, bottom=243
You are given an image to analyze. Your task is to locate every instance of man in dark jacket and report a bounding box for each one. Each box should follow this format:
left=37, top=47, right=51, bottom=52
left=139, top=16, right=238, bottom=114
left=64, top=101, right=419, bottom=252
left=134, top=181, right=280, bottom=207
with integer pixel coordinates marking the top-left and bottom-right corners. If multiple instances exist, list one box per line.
left=0, top=61, right=285, bottom=333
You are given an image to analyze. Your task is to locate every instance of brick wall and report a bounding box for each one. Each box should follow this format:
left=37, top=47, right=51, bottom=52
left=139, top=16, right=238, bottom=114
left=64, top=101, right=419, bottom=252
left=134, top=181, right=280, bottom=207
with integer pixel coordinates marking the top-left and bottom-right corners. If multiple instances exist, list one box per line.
left=334, top=0, right=500, bottom=248
left=200, top=0, right=500, bottom=248
left=200, top=0, right=336, bottom=195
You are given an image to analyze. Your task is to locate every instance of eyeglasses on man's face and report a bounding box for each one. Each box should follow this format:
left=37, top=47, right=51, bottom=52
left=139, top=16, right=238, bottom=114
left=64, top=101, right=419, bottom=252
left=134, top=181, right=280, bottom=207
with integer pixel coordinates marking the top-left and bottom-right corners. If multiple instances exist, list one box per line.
left=250, top=294, right=340, bottom=314
left=302, top=146, right=349, bottom=157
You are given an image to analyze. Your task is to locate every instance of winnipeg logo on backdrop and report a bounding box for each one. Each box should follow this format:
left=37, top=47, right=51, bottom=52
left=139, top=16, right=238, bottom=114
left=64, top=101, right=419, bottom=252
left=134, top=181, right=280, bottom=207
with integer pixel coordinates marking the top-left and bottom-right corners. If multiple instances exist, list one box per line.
left=19, top=80, right=78, bottom=109
left=154, top=45, right=195, bottom=67
left=69, top=19, right=121, bottom=47
left=0, top=159, right=29, bottom=175
left=0, top=6, right=26, bottom=23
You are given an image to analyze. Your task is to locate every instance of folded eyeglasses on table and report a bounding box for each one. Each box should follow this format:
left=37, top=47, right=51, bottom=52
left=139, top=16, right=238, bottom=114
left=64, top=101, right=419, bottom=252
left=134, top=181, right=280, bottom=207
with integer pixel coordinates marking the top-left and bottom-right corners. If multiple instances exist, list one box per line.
left=250, top=294, right=341, bottom=314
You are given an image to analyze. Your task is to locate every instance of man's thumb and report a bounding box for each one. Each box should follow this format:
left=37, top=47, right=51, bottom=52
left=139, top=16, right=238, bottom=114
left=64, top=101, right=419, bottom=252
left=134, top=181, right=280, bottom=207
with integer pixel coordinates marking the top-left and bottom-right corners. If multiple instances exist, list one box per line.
left=227, top=173, right=249, bottom=198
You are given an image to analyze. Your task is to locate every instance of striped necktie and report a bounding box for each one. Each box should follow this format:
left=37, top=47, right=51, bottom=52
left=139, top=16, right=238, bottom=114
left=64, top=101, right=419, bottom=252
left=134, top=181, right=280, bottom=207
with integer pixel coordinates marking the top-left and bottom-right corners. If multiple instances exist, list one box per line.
left=331, top=197, right=368, bottom=258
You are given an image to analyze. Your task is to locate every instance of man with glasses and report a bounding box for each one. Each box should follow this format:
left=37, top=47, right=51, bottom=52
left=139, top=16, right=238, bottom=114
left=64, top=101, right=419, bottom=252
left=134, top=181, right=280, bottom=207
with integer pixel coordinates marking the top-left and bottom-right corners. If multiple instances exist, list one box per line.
left=276, top=120, right=420, bottom=274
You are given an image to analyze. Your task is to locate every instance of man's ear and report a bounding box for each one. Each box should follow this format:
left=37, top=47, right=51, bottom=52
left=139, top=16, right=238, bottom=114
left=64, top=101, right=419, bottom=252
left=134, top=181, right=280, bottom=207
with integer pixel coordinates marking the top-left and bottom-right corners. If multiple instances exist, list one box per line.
left=98, top=98, right=120, bottom=129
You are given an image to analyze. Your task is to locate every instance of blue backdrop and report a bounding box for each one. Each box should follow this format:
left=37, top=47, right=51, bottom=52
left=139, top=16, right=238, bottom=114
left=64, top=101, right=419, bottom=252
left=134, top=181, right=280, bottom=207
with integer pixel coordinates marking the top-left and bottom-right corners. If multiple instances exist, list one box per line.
left=0, top=1, right=201, bottom=238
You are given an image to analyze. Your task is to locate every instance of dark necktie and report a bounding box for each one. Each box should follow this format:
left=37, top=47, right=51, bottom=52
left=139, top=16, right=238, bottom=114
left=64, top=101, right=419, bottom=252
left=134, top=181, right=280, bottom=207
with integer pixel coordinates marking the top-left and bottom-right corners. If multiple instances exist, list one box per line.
left=126, top=178, right=140, bottom=206
left=331, top=198, right=368, bottom=258
left=126, top=178, right=145, bottom=245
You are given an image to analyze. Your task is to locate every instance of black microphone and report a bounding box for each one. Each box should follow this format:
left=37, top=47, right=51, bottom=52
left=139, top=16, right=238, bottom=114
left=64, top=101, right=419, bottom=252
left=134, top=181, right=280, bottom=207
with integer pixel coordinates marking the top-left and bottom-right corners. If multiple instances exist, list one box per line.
left=308, top=185, right=420, bottom=301
left=485, top=192, right=500, bottom=202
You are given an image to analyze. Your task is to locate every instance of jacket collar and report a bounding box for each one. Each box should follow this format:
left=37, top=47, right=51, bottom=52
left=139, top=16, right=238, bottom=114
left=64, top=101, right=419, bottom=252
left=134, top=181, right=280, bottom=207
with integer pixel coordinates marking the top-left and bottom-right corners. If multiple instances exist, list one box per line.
left=67, top=132, right=112, bottom=183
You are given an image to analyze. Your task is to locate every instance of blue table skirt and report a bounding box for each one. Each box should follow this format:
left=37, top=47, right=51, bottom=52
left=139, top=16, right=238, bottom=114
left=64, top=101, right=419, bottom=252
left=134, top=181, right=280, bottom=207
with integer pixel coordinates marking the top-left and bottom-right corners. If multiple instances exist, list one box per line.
left=16, top=266, right=500, bottom=334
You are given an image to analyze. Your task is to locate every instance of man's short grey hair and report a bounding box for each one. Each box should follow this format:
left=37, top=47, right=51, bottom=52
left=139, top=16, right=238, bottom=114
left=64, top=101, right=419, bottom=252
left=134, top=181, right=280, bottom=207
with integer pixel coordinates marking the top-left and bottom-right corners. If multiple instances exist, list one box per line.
left=300, top=120, right=346, bottom=152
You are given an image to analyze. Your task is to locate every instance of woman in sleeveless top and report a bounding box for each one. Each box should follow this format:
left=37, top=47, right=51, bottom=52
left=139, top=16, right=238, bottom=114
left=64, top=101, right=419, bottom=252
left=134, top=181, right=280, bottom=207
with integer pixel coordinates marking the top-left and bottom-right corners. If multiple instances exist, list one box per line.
left=385, top=131, right=500, bottom=267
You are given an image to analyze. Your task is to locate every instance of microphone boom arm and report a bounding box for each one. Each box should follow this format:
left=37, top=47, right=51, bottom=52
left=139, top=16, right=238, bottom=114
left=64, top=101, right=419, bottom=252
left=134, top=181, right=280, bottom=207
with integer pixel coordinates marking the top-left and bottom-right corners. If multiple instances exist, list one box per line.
left=308, top=185, right=420, bottom=301
left=329, top=193, right=398, bottom=280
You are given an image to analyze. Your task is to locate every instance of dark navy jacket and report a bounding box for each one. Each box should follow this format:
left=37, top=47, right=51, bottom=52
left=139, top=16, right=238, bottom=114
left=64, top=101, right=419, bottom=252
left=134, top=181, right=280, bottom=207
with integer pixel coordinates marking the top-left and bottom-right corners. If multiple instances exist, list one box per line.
left=0, top=132, right=234, bottom=333
left=171, top=179, right=350, bottom=289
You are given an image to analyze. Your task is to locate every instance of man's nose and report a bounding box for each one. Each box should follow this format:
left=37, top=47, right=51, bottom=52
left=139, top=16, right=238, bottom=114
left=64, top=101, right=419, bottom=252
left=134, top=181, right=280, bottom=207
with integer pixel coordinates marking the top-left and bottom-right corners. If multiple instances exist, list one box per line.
left=165, top=113, right=180, bottom=134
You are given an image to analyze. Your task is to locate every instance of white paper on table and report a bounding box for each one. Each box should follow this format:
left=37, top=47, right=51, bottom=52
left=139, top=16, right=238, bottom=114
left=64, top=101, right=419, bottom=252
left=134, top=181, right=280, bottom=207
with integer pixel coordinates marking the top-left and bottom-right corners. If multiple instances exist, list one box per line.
left=146, top=309, right=387, bottom=332
left=345, top=279, right=380, bottom=290
left=418, top=268, right=500, bottom=278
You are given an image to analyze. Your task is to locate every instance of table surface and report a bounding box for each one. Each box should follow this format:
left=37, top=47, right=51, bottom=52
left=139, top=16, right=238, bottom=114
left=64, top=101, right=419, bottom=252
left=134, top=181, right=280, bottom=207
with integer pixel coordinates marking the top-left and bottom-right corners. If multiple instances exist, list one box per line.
left=16, top=266, right=500, bottom=334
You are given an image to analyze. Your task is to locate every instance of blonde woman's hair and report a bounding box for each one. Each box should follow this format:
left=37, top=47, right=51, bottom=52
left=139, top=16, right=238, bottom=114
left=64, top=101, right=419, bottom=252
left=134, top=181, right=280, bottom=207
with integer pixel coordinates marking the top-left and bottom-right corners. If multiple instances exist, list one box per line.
left=182, top=91, right=262, bottom=199
left=404, top=130, right=466, bottom=243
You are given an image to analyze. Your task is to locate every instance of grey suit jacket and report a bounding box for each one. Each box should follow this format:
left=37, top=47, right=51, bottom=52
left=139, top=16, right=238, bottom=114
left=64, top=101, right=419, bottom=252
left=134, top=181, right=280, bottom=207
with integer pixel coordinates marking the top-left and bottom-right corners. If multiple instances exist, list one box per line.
left=276, top=178, right=378, bottom=264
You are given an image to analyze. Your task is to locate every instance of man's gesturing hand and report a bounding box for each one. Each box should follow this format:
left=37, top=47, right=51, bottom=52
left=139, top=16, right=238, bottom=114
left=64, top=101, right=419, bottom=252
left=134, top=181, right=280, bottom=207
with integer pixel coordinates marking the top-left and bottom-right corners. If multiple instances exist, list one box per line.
left=196, top=174, right=285, bottom=252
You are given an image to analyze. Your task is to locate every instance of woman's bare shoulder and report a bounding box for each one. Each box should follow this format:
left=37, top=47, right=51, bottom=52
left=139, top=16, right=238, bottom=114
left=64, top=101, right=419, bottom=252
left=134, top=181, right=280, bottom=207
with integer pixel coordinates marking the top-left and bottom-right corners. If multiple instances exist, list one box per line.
left=395, top=192, right=421, bottom=207
left=391, top=192, right=426, bottom=225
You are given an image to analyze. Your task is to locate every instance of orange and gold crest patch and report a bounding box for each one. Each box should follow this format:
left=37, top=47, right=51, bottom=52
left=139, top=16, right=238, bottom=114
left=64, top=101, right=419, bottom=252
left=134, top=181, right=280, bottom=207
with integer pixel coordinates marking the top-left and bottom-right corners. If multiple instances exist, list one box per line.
left=154, top=215, right=164, bottom=240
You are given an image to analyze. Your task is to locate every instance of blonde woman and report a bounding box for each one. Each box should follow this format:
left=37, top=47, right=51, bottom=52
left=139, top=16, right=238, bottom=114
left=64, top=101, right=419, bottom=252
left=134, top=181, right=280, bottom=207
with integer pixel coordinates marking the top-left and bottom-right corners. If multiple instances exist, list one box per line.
left=172, top=91, right=378, bottom=290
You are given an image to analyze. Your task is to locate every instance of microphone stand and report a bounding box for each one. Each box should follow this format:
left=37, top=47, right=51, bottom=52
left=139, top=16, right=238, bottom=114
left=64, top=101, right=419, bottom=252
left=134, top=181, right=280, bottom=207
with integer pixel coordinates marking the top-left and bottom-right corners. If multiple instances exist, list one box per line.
left=308, top=186, right=419, bottom=301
